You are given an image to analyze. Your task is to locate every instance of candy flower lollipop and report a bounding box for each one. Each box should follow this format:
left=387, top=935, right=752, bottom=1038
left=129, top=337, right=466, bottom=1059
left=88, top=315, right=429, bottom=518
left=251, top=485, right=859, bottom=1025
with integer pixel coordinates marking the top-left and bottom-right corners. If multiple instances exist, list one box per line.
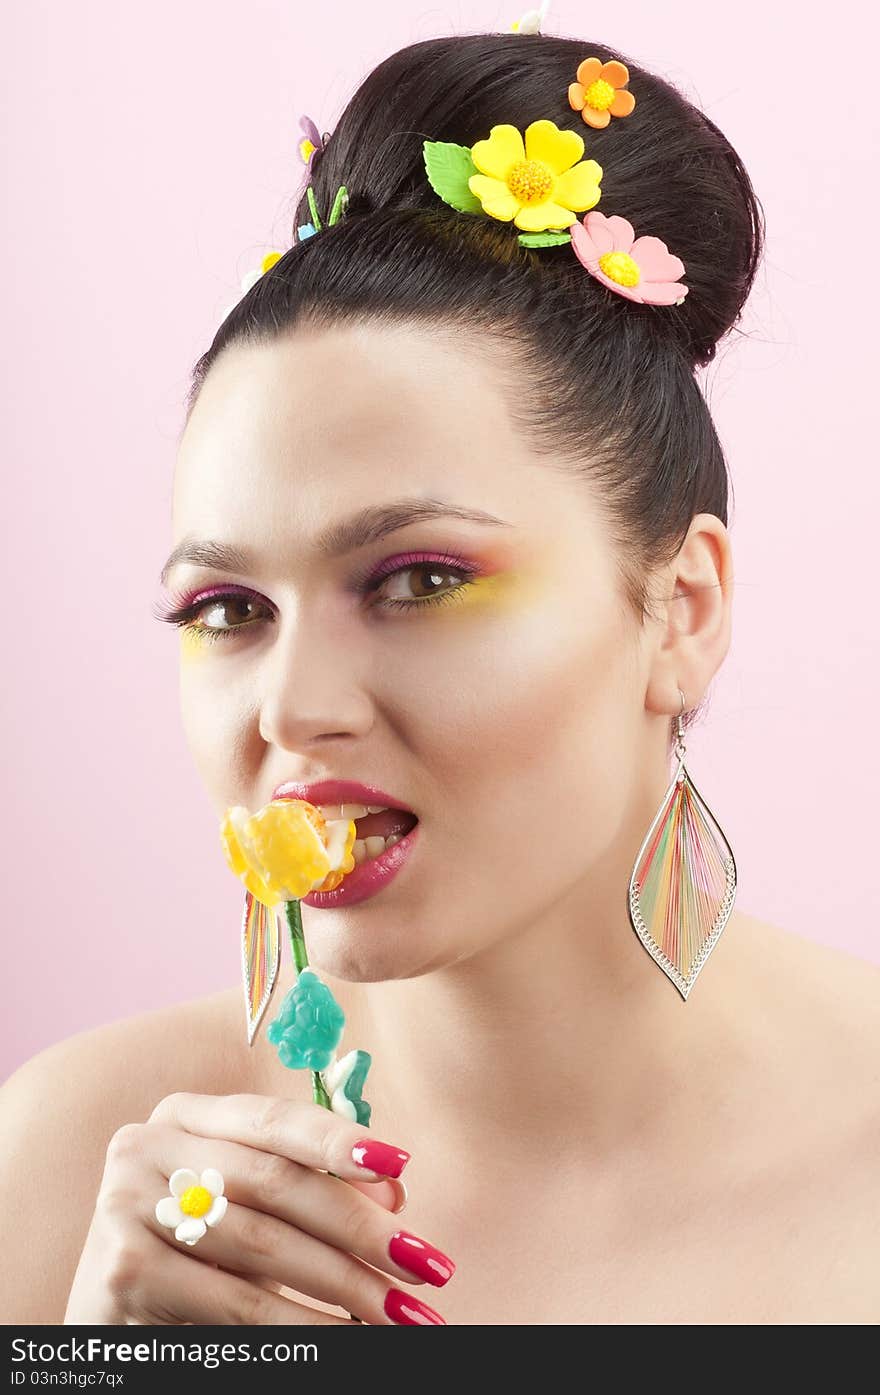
left=220, top=799, right=372, bottom=1121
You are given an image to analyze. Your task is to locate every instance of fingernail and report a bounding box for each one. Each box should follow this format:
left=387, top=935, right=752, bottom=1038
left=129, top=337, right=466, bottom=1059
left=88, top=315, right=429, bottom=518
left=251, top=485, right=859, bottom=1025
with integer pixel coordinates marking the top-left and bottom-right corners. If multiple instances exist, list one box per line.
left=351, top=1139, right=411, bottom=1178
left=389, top=1230, right=456, bottom=1287
left=384, top=1286, right=446, bottom=1326
left=390, top=1178, right=408, bottom=1215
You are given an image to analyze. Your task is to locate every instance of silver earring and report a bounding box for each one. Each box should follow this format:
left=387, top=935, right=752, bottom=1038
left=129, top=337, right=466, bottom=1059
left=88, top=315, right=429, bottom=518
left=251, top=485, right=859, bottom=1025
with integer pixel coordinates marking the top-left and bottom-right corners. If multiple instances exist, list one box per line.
left=627, top=688, right=737, bottom=1000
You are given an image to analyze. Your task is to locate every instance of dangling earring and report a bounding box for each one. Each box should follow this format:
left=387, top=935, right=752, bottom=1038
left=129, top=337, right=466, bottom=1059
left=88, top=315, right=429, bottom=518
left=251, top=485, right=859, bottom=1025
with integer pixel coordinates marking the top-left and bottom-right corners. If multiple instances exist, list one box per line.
left=627, top=688, right=737, bottom=1000
left=241, top=890, right=281, bottom=1045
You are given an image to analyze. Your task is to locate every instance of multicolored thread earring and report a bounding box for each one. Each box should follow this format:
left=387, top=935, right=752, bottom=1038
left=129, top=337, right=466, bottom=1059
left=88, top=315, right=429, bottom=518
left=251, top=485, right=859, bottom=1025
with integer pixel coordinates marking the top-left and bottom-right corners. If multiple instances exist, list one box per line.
left=627, top=688, right=737, bottom=999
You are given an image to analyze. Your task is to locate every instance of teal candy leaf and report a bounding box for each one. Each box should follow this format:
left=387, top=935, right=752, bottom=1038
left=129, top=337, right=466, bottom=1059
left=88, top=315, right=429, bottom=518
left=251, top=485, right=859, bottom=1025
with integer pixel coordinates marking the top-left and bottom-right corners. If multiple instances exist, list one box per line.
left=517, top=230, right=573, bottom=247
left=422, top=141, right=484, bottom=215
left=266, top=969, right=345, bottom=1071
left=342, top=1049, right=372, bottom=1128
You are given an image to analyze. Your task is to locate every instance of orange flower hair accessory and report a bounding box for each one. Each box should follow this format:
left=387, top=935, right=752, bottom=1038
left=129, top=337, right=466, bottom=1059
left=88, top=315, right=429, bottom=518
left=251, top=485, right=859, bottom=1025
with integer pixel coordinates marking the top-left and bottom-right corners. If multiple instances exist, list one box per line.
left=568, top=57, right=635, bottom=129
left=570, top=211, right=688, bottom=305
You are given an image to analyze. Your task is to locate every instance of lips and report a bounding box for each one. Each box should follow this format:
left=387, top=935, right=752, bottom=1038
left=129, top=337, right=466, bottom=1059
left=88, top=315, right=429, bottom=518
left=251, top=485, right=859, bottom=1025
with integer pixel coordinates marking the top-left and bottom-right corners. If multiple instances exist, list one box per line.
left=271, top=779, right=416, bottom=816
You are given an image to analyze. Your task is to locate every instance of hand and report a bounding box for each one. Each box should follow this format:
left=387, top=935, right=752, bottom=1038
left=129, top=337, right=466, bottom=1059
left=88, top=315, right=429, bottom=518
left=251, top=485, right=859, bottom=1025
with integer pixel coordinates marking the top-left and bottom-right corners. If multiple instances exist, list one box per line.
left=64, top=1092, right=454, bottom=1325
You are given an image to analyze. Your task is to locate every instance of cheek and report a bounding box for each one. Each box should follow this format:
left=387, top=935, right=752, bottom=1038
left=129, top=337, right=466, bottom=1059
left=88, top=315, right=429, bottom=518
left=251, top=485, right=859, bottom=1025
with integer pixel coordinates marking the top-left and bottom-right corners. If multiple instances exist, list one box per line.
left=391, top=578, right=638, bottom=896
left=179, top=636, right=254, bottom=814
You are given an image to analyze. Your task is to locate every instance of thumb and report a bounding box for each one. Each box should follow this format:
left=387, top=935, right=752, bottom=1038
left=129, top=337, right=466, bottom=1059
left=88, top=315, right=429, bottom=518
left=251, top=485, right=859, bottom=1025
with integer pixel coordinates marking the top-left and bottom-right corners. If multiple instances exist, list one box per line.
left=346, top=1175, right=408, bottom=1214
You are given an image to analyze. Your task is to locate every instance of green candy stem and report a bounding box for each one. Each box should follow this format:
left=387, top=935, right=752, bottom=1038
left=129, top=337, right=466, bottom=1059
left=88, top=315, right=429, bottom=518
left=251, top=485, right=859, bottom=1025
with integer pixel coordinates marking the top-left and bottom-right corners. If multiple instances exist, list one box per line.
left=282, top=896, right=365, bottom=1324
left=283, top=898, right=331, bottom=1110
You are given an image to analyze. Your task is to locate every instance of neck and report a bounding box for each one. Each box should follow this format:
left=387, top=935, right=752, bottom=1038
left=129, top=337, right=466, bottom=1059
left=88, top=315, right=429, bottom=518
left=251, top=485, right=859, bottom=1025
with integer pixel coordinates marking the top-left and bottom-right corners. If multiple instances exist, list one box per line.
left=265, top=798, right=754, bottom=1166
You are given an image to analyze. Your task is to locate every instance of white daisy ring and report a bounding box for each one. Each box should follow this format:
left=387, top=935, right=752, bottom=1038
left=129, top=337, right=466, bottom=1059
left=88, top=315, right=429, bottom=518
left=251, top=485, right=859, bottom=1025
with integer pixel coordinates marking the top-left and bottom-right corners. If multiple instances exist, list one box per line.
left=155, top=1168, right=228, bottom=1247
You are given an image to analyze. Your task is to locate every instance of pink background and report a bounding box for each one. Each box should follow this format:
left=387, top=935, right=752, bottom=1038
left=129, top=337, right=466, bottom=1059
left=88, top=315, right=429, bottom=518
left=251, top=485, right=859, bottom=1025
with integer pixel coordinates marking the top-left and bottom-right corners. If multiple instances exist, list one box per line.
left=3, top=1, right=877, bottom=1082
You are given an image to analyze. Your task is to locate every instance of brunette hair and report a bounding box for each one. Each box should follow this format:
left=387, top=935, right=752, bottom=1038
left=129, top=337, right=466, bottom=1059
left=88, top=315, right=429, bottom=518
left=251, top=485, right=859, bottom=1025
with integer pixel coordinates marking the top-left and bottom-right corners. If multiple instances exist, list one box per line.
left=188, top=34, right=764, bottom=739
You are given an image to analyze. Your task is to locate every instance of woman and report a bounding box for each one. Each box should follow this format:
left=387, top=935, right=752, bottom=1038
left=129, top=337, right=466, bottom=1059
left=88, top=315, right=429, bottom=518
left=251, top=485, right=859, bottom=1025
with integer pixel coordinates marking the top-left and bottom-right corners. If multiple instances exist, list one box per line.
left=2, top=33, right=878, bottom=1326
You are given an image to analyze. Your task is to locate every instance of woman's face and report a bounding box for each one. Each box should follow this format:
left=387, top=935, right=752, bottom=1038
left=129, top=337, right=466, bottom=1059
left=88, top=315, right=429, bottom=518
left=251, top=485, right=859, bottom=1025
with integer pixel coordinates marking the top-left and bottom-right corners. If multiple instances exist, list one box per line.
left=167, top=321, right=656, bottom=980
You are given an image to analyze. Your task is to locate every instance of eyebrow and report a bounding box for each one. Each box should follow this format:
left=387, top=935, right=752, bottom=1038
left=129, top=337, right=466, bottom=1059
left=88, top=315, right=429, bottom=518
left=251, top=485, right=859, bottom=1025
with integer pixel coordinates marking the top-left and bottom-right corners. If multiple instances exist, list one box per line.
left=159, top=498, right=514, bottom=588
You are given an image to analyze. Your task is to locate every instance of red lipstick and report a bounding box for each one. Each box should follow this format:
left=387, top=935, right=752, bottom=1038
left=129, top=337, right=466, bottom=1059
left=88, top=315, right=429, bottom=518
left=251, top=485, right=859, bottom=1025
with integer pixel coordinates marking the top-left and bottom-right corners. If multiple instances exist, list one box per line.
left=271, top=779, right=415, bottom=813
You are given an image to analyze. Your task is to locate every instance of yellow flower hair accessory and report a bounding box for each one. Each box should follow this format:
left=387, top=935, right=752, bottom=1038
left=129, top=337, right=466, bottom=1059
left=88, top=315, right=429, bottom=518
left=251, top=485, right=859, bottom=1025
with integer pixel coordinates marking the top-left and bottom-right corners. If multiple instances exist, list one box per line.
left=568, top=56, right=636, bottom=129
left=424, top=119, right=602, bottom=234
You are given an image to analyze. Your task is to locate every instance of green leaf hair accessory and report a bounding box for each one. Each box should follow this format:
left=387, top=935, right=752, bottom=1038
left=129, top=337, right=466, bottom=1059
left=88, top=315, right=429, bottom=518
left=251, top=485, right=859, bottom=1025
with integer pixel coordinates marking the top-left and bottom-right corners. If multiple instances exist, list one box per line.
left=328, top=184, right=349, bottom=226
left=422, top=141, right=484, bottom=215
left=306, top=184, right=323, bottom=232
left=517, top=230, right=572, bottom=247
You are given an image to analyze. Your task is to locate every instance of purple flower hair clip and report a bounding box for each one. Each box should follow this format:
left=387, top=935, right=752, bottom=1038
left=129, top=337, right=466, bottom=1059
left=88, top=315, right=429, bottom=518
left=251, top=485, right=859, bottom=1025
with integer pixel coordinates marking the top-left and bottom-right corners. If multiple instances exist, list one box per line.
left=298, top=114, right=327, bottom=168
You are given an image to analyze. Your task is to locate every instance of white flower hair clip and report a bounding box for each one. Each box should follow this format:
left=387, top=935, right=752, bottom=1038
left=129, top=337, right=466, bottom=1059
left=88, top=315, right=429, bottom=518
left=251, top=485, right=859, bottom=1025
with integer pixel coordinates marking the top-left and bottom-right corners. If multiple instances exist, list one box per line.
left=511, top=0, right=550, bottom=34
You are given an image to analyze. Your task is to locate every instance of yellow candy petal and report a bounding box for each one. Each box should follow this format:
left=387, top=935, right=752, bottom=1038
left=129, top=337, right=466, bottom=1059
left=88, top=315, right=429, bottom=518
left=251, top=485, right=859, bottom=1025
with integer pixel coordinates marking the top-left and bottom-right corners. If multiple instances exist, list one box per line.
left=470, top=124, right=525, bottom=180
left=249, top=802, right=331, bottom=901
left=523, top=119, right=584, bottom=175
left=552, top=160, right=603, bottom=213
left=468, top=174, right=521, bottom=221
left=220, top=800, right=357, bottom=906
left=514, top=200, right=577, bottom=232
left=220, top=807, right=281, bottom=906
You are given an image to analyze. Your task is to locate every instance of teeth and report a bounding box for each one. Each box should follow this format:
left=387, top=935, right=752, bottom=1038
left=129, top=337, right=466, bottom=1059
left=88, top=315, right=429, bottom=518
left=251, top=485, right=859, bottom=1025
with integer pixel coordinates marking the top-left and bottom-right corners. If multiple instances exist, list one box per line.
left=366, top=804, right=388, bottom=813
left=351, top=830, right=406, bottom=863
left=317, top=803, right=371, bottom=820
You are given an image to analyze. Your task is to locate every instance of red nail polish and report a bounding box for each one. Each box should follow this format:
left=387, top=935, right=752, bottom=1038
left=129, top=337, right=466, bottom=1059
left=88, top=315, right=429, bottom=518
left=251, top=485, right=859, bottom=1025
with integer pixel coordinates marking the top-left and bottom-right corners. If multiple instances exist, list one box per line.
left=389, top=1230, right=456, bottom=1287
left=351, top=1139, right=411, bottom=1178
left=384, top=1286, right=446, bottom=1325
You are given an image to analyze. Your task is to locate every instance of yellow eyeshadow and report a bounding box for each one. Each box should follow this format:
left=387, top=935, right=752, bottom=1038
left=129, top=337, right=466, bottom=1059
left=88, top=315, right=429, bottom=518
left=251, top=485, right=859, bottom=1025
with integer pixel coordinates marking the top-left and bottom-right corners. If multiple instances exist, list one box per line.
left=180, top=628, right=209, bottom=659
left=449, top=570, right=527, bottom=613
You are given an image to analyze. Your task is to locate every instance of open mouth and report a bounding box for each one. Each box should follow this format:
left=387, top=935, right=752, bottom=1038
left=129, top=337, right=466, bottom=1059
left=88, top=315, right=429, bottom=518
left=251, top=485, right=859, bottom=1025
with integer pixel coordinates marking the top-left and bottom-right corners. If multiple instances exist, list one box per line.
left=316, top=803, right=419, bottom=866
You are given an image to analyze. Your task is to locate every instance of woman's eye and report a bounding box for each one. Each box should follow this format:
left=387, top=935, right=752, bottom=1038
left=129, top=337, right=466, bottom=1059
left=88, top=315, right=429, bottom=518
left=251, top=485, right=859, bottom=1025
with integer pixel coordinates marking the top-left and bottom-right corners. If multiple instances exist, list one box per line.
left=372, top=563, right=472, bottom=608
left=192, top=595, right=269, bottom=634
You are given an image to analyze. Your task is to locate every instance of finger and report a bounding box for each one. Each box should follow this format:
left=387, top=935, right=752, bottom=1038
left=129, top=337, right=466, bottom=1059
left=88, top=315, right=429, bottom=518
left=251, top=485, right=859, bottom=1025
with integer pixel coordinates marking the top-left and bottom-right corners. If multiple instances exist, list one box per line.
left=146, top=1125, right=453, bottom=1290
left=156, top=1195, right=444, bottom=1326
left=131, top=1233, right=354, bottom=1326
left=346, top=1176, right=408, bottom=1214
left=149, top=1093, right=410, bottom=1181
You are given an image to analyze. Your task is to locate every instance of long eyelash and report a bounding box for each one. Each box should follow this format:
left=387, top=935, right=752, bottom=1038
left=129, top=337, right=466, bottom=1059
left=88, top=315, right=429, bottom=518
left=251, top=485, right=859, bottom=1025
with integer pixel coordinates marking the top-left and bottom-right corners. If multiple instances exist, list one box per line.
left=152, top=562, right=477, bottom=640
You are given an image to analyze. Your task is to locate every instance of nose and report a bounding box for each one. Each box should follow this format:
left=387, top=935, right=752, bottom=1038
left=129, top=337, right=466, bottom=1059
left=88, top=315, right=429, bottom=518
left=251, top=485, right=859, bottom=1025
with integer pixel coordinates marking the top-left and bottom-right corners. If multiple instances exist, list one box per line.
left=257, top=603, right=374, bottom=749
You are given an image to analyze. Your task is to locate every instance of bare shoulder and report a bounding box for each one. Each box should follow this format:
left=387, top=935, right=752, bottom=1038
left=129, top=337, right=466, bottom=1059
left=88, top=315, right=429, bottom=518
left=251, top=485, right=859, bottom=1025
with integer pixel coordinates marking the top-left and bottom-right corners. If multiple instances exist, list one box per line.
left=2, top=988, right=251, bottom=1120
left=725, top=913, right=880, bottom=1317
left=0, top=989, right=247, bottom=1323
left=733, top=909, right=880, bottom=1026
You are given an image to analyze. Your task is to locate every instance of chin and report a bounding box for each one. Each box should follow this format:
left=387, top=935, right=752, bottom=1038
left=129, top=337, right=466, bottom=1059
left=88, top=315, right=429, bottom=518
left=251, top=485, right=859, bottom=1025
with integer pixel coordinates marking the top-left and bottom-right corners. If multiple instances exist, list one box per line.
left=307, top=928, right=464, bottom=984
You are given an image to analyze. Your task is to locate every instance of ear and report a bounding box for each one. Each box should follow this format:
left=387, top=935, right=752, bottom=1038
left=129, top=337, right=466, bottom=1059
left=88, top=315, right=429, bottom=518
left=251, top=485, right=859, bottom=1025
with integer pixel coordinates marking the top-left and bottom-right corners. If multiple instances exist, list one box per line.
left=644, top=512, right=734, bottom=720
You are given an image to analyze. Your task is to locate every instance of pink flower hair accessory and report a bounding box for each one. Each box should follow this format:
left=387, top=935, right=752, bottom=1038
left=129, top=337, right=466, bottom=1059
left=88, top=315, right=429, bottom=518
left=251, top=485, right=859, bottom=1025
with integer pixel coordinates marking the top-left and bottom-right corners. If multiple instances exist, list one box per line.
left=570, top=210, right=688, bottom=305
